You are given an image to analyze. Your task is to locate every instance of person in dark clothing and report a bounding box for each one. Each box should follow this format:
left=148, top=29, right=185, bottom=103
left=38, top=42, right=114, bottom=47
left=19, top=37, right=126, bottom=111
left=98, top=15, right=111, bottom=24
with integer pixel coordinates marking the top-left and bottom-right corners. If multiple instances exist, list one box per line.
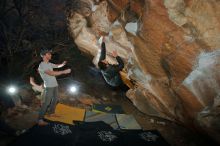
left=29, top=63, right=44, bottom=93
left=98, top=37, right=125, bottom=89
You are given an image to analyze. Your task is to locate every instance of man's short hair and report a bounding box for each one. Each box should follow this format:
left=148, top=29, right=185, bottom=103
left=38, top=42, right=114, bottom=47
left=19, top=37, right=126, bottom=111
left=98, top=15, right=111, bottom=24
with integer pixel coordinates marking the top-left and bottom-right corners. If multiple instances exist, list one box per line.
left=98, top=61, right=107, bottom=70
left=40, top=48, right=52, bottom=57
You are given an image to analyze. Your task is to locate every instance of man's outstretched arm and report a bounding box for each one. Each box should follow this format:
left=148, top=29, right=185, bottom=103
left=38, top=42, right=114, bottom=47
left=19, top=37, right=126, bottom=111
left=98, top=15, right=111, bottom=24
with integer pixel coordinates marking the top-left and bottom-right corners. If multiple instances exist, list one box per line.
left=30, top=77, right=40, bottom=87
left=116, top=56, right=124, bottom=71
left=99, top=37, right=106, bottom=62
left=51, top=61, right=67, bottom=68
left=44, top=69, right=71, bottom=76
left=112, top=50, right=124, bottom=71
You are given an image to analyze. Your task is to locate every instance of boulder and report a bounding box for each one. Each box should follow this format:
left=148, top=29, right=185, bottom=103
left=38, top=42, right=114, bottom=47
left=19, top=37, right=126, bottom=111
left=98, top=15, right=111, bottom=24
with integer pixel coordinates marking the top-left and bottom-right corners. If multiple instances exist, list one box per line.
left=66, top=0, right=220, bottom=141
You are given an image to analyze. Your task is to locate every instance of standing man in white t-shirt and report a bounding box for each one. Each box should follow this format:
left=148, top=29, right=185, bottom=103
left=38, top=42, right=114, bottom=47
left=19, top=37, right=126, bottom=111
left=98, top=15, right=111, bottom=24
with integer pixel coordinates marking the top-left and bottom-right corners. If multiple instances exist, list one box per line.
left=38, top=48, right=71, bottom=126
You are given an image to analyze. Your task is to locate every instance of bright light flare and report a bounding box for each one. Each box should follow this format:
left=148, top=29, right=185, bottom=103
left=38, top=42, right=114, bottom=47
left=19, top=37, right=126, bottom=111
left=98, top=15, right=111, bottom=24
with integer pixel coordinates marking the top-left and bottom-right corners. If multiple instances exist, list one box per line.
left=69, top=85, right=78, bottom=94
left=7, top=86, right=17, bottom=95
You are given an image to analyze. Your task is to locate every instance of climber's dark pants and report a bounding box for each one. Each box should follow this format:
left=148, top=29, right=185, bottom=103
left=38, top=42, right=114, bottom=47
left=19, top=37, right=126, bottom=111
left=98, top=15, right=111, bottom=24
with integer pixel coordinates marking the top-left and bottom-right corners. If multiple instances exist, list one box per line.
left=38, top=87, right=58, bottom=120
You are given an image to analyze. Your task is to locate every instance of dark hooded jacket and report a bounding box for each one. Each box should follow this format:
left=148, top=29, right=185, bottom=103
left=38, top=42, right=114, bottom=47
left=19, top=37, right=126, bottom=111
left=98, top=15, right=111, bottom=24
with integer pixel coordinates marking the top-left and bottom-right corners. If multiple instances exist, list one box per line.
left=98, top=42, right=124, bottom=87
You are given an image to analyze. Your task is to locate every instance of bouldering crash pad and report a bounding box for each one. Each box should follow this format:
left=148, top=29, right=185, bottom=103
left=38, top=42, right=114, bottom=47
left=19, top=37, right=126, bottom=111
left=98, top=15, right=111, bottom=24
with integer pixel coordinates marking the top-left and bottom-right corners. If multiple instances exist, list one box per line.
left=85, top=111, right=118, bottom=129
left=45, top=103, right=85, bottom=125
left=92, top=104, right=124, bottom=114
left=116, top=114, right=141, bottom=130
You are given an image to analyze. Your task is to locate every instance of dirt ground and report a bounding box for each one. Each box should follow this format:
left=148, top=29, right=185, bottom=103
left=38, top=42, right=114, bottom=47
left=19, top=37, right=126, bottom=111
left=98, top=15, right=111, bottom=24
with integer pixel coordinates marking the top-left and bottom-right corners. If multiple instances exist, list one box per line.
left=0, top=78, right=218, bottom=146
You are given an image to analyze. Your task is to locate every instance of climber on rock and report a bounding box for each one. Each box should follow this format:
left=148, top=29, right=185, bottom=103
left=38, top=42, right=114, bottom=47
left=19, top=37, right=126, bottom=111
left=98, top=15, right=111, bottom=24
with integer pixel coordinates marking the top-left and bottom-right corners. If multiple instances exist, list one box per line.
left=98, top=36, right=126, bottom=90
left=37, top=48, right=71, bottom=126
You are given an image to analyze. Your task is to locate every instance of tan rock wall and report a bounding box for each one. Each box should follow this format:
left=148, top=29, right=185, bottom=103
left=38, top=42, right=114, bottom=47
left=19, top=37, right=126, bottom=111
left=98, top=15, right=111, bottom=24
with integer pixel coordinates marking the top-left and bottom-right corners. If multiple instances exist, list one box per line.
left=66, top=0, right=220, bottom=142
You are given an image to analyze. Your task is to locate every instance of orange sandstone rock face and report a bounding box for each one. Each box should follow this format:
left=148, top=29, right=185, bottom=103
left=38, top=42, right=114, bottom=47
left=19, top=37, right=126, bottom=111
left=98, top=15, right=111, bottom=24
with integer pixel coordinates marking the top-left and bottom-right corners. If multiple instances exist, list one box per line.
left=66, top=0, right=220, bottom=142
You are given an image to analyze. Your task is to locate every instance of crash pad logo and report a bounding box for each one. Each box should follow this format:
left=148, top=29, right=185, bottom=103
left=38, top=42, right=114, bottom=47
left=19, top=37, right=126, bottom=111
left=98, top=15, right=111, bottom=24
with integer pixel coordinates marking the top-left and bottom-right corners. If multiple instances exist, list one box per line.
left=52, top=124, right=72, bottom=135
left=139, top=132, right=159, bottom=142
left=97, top=131, right=117, bottom=142
left=104, top=106, right=112, bottom=111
